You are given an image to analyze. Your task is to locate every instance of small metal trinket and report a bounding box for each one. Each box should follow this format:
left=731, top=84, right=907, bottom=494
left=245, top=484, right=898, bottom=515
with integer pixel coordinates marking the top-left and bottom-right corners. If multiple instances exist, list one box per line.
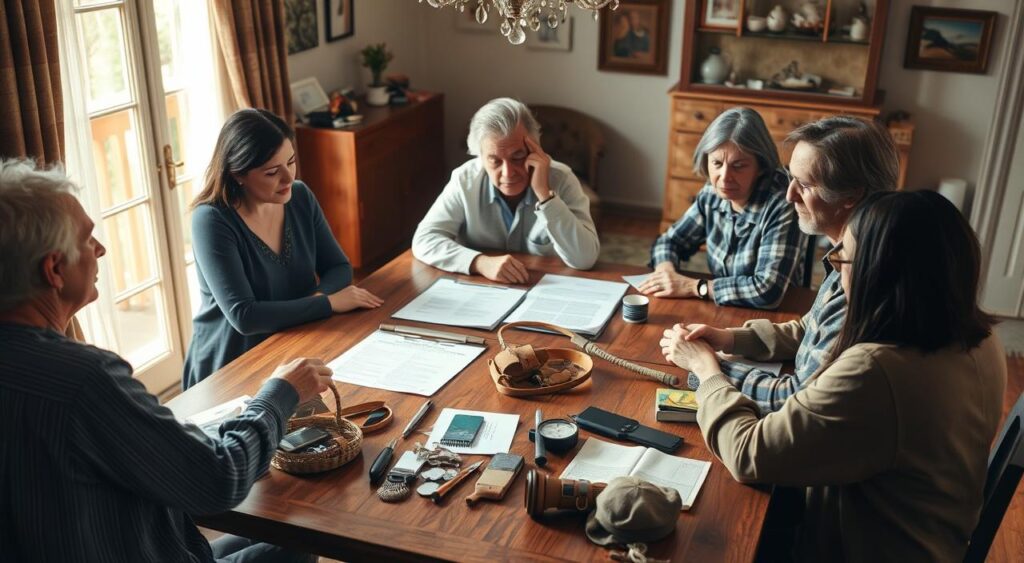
left=376, top=479, right=411, bottom=503
left=416, top=481, right=441, bottom=497
left=420, top=467, right=447, bottom=481
left=413, top=442, right=463, bottom=467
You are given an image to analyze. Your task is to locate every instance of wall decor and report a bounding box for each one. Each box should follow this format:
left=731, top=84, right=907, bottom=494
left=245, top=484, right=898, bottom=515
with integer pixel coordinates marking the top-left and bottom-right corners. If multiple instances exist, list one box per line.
left=598, top=0, right=670, bottom=75
left=326, top=0, right=354, bottom=42
left=527, top=17, right=573, bottom=51
left=701, top=0, right=740, bottom=30
left=285, top=0, right=318, bottom=54
left=904, top=7, right=996, bottom=74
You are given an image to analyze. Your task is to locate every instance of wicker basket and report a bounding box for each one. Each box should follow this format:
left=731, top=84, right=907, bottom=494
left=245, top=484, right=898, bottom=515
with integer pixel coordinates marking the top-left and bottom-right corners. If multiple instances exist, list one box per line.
left=271, top=382, right=362, bottom=475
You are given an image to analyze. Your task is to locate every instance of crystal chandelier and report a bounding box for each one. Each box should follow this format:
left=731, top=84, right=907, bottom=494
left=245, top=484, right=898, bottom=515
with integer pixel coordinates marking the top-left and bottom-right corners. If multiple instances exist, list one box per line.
left=420, top=0, right=620, bottom=45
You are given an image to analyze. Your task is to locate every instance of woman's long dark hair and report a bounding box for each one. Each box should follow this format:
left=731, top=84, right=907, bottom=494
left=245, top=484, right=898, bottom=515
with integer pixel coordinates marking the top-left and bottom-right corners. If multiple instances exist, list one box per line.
left=832, top=190, right=994, bottom=356
left=191, top=108, right=293, bottom=209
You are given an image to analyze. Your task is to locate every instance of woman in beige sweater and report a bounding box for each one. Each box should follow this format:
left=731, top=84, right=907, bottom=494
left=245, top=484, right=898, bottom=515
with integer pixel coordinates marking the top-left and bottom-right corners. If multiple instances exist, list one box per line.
left=661, top=190, right=1006, bottom=561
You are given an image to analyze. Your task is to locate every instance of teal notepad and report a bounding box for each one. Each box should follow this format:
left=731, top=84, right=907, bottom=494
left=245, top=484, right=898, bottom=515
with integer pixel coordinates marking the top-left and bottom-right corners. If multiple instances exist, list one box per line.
left=439, top=414, right=485, bottom=447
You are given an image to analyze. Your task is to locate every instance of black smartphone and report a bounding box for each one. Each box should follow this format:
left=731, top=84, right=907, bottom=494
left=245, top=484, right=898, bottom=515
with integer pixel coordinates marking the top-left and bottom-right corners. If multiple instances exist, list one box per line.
left=363, top=407, right=389, bottom=427
left=278, top=426, right=331, bottom=452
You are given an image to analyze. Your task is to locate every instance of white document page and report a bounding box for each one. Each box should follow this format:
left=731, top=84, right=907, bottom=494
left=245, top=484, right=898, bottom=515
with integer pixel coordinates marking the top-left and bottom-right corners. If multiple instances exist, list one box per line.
left=560, top=438, right=648, bottom=483
left=622, top=273, right=652, bottom=290
left=392, top=278, right=527, bottom=330
left=630, top=447, right=712, bottom=510
left=425, top=407, right=519, bottom=455
left=327, top=331, right=485, bottom=396
left=183, top=395, right=252, bottom=427
left=504, top=274, right=629, bottom=336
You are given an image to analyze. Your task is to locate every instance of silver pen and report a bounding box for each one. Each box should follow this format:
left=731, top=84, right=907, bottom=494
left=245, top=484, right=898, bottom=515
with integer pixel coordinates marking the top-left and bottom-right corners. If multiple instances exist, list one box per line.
left=401, top=399, right=433, bottom=439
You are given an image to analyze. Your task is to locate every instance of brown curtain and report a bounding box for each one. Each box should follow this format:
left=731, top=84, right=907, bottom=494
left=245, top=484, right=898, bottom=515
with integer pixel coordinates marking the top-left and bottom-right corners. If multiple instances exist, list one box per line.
left=211, top=0, right=292, bottom=124
left=0, top=0, right=63, bottom=162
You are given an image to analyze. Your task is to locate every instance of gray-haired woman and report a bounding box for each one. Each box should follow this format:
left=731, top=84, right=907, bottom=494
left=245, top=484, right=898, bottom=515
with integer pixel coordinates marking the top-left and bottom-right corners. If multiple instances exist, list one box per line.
left=640, top=107, right=807, bottom=309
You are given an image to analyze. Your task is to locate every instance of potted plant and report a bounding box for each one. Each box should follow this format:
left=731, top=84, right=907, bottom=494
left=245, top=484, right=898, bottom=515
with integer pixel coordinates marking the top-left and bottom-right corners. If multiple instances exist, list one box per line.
left=361, top=42, right=394, bottom=106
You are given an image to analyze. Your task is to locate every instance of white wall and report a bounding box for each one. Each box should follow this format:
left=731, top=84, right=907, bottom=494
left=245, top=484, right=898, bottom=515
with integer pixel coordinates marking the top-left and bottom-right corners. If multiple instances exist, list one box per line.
left=290, top=0, right=1017, bottom=212
left=878, top=0, right=1014, bottom=214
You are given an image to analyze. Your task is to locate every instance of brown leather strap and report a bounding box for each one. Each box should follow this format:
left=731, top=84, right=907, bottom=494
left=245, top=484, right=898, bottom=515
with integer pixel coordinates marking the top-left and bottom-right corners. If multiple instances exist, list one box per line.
left=497, top=321, right=580, bottom=349
left=339, top=400, right=393, bottom=434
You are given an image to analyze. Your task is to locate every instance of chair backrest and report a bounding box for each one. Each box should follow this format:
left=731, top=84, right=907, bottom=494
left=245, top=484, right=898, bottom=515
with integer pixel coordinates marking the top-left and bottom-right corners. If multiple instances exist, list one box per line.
left=801, top=234, right=818, bottom=288
left=964, top=391, right=1024, bottom=563
left=531, top=105, right=605, bottom=191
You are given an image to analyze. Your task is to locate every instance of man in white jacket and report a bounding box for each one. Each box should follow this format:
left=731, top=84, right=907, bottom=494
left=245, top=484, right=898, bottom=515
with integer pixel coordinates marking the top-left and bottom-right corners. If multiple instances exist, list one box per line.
left=412, top=98, right=600, bottom=283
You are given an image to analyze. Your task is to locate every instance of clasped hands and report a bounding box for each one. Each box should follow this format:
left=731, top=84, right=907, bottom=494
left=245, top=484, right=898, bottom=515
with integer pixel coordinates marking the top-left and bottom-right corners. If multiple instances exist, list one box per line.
left=660, top=323, right=734, bottom=385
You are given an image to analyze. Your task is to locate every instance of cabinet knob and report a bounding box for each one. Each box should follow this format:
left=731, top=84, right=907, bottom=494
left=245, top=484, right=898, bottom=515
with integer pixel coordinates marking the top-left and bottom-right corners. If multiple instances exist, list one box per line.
left=694, top=111, right=704, bottom=120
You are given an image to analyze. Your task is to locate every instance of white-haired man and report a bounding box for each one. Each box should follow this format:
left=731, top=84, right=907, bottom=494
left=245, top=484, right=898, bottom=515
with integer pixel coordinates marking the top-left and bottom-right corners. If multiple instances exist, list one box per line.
left=0, top=158, right=324, bottom=562
left=412, top=97, right=600, bottom=283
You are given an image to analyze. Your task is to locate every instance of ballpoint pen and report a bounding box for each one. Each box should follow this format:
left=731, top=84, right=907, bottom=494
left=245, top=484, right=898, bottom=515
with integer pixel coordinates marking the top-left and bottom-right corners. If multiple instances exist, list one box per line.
left=368, top=438, right=398, bottom=486
left=401, top=400, right=433, bottom=439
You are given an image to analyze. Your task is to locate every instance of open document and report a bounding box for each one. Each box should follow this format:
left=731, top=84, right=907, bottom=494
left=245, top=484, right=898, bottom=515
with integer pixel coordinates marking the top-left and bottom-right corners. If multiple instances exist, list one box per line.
left=560, top=438, right=711, bottom=510
left=327, top=330, right=485, bottom=396
left=504, top=274, right=629, bottom=337
left=392, top=278, right=527, bottom=330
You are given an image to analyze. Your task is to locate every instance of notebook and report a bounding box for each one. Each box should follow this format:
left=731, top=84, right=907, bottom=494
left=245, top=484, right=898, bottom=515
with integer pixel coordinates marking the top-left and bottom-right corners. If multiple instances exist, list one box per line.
left=439, top=414, right=485, bottom=447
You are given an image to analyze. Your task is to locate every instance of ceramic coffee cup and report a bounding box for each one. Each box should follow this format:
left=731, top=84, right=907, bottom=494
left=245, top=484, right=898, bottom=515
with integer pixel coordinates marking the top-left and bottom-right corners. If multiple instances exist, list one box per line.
left=746, top=16, right=767, bottom=32
left=622, top=295, right=650, bottom=324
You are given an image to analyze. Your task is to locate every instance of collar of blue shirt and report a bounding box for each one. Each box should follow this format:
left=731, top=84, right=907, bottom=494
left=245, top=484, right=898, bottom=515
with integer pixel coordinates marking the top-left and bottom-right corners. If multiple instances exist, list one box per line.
left=486, top=175, right=538, bottom=231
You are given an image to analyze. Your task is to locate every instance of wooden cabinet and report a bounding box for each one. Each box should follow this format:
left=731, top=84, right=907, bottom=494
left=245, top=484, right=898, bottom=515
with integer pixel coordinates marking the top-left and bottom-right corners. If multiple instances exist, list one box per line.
left=662, top=1, right=914, bottom=231
left=295, top=93, right=446, bottom=268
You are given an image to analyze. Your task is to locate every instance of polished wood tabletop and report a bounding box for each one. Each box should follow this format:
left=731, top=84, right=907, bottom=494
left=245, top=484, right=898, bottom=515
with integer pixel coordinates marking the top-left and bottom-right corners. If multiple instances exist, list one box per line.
left=167, top=251, right=814, bottom=562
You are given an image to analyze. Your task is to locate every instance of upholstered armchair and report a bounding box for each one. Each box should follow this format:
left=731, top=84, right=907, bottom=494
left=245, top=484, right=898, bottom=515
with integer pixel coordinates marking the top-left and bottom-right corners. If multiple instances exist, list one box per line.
left=531, top=105, right=605, bottom=225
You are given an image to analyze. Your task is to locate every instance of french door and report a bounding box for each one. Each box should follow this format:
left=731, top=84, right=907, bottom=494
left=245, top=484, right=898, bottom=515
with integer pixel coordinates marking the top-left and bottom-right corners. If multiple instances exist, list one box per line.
left=58, top=0, right=223, bottom=393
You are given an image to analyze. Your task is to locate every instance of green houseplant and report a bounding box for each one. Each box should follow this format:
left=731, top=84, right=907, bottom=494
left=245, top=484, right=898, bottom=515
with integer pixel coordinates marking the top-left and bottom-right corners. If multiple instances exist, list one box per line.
left=361, top=42, right=394, bottom=106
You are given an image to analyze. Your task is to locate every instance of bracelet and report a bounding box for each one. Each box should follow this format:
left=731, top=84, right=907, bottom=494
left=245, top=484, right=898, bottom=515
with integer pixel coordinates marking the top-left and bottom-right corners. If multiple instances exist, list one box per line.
left=535, top=193, right=556, bottom=210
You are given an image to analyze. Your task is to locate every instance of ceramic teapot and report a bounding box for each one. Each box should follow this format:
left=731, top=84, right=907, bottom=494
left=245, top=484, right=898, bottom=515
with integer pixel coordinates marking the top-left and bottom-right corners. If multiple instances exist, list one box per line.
left=767, top=5, right=788, bottom=32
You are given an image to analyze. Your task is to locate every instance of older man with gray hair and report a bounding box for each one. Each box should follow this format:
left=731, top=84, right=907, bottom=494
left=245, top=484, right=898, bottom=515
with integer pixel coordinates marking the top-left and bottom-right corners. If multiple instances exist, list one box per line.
left=412, top=97, right=600, bottom=283
left=0, top=158, right=325, bottom=562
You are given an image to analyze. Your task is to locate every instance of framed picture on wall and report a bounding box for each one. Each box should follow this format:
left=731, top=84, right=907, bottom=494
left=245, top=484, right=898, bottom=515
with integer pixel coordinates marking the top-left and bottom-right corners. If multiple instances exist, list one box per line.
left=904, top=7, right=996, bottom=74
left=285, top=0, right=318, bottom=54
left=700, top=0, right=740, bottom=30
left=527, top=17, right=573, bottom=51
left=598, top=0, right=670, bottom=75
left=326, top=0, right=354, bottom=42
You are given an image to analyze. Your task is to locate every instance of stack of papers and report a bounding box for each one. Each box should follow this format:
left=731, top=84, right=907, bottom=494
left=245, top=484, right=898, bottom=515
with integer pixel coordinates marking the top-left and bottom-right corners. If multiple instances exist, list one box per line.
left=391, top=278, right=526, bottom=330
left=504, top=274, right=629, bottom=337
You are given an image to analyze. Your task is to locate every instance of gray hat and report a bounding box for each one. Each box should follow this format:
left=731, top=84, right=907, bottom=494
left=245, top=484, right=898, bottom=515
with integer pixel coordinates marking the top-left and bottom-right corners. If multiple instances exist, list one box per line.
left=585, top=476, right=682, bottom=547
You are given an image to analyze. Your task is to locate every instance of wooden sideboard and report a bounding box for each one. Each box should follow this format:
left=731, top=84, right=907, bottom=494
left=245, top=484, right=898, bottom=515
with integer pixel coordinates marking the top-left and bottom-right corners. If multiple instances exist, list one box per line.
left=295, top=93, right=446, bottom=268
left=661, top=92, right=914, bottom=231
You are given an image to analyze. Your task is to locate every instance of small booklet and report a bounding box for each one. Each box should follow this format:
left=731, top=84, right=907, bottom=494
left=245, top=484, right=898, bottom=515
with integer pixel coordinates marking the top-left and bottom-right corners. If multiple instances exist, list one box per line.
left=560, top=438, right=711, bottom=510
left=656, top=388, right=698, bottom=422
left=392, top=278, right=527, bottom=331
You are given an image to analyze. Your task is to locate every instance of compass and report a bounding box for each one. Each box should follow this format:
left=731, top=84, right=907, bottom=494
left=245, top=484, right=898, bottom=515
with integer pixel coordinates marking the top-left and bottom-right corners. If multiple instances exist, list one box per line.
left=529, top=418, right=579, bottom=453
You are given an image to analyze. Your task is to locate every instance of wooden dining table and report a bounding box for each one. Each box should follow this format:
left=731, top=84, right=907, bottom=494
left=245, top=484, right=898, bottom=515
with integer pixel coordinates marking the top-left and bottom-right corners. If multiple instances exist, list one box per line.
left=166, top=251, right=815, bottom=562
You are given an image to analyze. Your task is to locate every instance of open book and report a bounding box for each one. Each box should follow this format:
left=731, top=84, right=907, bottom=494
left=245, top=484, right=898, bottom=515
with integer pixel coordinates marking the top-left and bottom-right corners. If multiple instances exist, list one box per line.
left=560, top=438, right=711, bottom=510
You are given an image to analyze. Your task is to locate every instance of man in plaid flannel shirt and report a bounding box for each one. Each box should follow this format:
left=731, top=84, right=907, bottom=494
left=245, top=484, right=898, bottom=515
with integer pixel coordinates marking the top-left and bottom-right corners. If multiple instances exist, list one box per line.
left=643, top=108, right=807, bottom=309
left=680, top=116, right=901, bottom=413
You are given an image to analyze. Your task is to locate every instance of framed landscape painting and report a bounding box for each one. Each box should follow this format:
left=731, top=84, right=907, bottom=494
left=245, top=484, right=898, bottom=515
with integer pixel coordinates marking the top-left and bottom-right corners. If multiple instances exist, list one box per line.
left=904, top=7, right=996, bottom=74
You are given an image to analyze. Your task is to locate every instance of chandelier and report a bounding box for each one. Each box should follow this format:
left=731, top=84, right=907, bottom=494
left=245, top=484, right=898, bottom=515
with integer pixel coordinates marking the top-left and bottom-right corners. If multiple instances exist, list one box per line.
left=419, top=0, right=620, bottom=45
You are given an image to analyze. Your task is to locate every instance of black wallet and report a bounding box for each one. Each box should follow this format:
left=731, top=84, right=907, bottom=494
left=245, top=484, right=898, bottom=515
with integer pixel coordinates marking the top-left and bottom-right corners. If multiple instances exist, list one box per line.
left=572, top=406, right=683, bottom=453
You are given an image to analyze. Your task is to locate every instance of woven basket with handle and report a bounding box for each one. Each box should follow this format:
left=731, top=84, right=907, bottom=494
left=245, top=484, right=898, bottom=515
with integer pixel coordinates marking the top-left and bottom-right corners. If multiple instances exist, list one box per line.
left=271, top=382, right=362, bottom=475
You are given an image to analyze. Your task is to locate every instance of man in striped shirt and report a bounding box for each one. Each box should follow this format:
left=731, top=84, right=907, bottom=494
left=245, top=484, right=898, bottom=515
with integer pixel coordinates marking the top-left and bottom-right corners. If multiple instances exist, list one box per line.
left=679, top=117, right=901, bottom=414
left=0, top=159, right=322, bottom=562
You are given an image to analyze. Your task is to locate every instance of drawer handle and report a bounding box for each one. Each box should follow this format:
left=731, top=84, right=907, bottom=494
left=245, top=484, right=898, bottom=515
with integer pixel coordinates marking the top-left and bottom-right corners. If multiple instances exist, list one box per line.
left=694, top=111, right=704, bottom=120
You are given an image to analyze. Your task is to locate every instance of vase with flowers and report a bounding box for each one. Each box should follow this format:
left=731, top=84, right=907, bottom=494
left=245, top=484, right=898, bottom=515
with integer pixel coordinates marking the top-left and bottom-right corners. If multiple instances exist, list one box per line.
left=361, top=42, right=394, bottom=106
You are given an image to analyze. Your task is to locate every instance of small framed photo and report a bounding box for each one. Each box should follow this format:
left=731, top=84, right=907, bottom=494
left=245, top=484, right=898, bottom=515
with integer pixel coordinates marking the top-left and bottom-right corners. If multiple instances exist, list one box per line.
left=598, top=1, right=671, bottom=76
left=325, top=0, right=354, bottom=42
left=290, top=77, right=329, bottom=117
left=904, top=7, right=997, bottom=74
left=701, top=0, right=740, bottom=30
left=527, top=17, right=573, bottom=51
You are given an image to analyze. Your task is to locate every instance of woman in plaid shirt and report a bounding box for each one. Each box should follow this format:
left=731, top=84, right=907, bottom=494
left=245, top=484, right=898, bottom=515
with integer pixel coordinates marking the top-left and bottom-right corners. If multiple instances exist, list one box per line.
left=641, top=107, right=807, bottom=309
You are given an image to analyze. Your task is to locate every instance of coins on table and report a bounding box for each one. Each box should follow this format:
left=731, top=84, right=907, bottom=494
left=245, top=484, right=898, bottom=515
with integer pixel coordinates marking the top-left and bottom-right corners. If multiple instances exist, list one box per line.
left=443, top=468, right=458, bottom=481
left=416, top=481, right=441, bottom=497
left=420, top=467, right=447, bottom=481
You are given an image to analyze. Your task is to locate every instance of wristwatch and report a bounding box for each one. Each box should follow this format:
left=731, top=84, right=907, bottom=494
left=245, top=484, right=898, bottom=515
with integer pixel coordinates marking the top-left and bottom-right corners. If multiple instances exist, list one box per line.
left=535, top=193, right=556, bottom=210
left=696, top=279, right=709, bottom=300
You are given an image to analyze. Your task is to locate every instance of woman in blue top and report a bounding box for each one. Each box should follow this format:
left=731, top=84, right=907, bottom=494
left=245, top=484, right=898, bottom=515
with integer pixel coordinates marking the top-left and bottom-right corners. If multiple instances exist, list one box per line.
left=640, top=107, right=807, bottom=309
left=183, top=109, right=383, bottom=389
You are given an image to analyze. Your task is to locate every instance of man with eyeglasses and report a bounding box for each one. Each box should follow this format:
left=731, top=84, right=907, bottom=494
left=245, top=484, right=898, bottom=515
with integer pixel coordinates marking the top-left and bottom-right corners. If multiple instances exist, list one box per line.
left=677, top=116, right=900, bottom=414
